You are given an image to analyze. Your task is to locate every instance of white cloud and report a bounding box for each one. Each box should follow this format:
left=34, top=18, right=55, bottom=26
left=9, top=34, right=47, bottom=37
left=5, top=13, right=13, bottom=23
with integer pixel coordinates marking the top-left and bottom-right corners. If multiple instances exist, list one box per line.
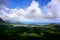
left=0, top=0, right=60, bottom=23
left=45, top=0, right=60, bottom=21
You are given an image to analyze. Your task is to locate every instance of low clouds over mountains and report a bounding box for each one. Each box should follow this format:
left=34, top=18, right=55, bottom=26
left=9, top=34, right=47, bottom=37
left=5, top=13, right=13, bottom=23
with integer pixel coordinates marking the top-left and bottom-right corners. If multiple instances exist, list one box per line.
left=0, top=0, right=60, bottom=23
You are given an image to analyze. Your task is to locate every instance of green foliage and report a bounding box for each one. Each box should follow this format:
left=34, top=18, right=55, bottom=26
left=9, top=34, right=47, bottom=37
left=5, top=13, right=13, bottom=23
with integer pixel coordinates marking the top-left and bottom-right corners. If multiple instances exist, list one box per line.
left=0, top=24, right=60, bottom=40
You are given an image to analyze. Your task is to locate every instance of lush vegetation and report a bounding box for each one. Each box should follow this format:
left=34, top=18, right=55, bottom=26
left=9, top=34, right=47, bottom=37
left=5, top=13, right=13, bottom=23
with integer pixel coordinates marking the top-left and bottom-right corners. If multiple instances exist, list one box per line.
left=0, top=24, right=60, bottom=40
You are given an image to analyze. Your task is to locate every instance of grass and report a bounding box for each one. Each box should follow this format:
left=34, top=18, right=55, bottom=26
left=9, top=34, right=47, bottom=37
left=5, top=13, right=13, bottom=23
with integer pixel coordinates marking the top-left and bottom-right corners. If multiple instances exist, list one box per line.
left=0, top=23, right=60, bottom=40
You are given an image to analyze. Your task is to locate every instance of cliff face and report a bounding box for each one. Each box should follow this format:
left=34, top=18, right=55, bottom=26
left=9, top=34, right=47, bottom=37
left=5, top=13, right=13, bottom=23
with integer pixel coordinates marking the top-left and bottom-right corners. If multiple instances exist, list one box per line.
left=0, top=18, right=6, bottom=23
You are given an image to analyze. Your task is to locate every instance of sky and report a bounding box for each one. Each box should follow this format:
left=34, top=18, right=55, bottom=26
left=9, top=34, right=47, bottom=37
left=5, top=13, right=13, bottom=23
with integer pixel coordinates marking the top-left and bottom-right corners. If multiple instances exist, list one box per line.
left=7, top=0, right=51, bottom=8
left=0, top=0, right=60, bottom=24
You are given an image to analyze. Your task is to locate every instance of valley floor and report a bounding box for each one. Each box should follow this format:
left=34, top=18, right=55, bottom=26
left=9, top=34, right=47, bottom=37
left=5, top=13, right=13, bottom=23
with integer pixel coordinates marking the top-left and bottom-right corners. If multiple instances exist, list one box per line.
left=0, top=24, right=60, bottom=40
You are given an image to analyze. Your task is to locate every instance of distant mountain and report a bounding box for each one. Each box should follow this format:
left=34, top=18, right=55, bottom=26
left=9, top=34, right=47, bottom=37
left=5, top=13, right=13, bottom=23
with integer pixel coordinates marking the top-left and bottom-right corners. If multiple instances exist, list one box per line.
left=0, top=18, right=6, bottom=23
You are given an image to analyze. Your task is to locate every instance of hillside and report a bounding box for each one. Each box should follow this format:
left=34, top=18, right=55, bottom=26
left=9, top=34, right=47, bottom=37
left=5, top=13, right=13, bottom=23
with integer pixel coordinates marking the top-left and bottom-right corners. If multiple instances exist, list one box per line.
left=0, top=18, right=6, bottom=23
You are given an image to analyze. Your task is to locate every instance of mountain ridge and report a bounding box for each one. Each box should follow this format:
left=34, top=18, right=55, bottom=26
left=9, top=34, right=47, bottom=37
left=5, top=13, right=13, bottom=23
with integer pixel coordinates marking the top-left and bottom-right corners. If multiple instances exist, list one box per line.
left=0, top=18, right=6, bottom=23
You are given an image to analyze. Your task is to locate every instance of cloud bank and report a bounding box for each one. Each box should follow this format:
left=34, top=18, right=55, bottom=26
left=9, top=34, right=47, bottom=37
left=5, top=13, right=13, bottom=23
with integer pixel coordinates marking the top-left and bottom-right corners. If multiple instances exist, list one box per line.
left=0, top=0, right=60, bottom=23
